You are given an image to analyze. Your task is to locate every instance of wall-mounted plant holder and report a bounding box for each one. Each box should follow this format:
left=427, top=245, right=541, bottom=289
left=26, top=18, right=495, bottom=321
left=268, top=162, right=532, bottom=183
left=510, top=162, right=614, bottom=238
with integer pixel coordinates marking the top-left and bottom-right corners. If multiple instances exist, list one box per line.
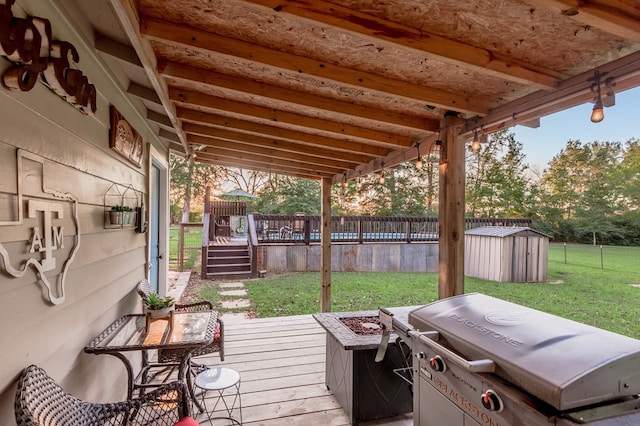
left=103, top=183, right=140, bottom=229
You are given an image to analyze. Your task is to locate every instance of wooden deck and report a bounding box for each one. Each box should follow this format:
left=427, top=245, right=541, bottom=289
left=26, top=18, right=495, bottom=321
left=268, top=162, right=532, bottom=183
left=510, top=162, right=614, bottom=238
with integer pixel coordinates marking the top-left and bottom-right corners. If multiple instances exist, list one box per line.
left=192, top=313, right=413, bottom=425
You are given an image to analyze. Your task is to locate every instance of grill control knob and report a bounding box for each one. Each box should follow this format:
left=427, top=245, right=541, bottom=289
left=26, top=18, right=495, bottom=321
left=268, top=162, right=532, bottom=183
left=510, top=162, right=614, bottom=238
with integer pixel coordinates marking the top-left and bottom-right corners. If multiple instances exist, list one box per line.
left=481, top=389, right=503, bottom=412
left=429, top=355, right=446, bottom=373
left=416, top=352, right=426, bottom=359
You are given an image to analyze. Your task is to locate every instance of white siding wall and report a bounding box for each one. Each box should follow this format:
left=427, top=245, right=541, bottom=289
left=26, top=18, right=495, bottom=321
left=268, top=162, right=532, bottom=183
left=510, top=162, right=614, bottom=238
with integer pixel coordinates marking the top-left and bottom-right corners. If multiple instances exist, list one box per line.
left=0, top=1, right=168, bottom=421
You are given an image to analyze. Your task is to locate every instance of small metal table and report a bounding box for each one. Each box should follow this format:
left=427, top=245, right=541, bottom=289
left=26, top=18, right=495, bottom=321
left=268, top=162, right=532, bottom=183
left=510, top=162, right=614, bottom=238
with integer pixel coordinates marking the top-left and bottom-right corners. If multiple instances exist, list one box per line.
left=194, top=367, right=243, bottom=425
left=85, top=311, right=216, bottom=408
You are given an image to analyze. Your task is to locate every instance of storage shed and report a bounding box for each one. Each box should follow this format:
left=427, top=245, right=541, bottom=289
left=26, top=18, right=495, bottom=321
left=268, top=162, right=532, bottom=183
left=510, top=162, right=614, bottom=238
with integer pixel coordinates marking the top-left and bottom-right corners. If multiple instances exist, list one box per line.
left=465, top=227, right=549, bottom=283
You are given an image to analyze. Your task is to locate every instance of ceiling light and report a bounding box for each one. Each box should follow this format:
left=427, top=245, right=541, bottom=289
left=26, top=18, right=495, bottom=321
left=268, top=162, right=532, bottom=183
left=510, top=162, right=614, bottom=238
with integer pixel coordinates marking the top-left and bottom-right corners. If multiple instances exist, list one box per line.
left=378, top=173, right=385, bottom=185
left=589, top=71, right=611, bottom=123
left=471, top=129, right=481, bottom=152
left=415, top=142, right=423, bottom=170
left=591, top=96, right=604, bottom=123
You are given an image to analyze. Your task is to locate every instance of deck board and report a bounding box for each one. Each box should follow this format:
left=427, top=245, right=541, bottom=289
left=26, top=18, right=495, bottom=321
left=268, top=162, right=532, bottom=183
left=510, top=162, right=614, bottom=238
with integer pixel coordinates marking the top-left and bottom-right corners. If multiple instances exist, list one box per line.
left=190, top=313, right=412, bottom=426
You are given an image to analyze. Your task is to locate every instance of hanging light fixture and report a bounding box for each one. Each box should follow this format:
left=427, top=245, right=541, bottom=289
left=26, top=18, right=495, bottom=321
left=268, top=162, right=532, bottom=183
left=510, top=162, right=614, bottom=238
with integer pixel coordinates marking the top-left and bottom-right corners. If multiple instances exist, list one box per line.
left=471, top=129, right=481, bottom=152
left=415, top=142, right=423, bottom=170
left=589, top=71, right=606, bottom=123
left=378, top=161, right=385, bottom=185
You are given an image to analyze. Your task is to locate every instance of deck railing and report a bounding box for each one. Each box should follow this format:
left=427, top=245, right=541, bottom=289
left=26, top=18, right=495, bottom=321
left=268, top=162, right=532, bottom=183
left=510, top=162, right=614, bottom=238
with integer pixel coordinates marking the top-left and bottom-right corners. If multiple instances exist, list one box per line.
left=250, top=214, right=531, bottom=245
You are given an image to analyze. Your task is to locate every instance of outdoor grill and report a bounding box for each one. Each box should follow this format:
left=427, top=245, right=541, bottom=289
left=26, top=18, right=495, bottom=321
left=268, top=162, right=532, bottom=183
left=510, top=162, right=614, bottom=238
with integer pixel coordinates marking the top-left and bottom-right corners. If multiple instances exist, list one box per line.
left=383, top=293, right=640, bottom=425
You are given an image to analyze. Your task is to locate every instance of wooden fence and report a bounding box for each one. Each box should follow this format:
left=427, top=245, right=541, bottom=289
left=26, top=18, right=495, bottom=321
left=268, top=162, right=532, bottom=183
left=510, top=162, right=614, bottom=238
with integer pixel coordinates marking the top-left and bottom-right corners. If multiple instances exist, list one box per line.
left=251, top=214, right=531, bottom=245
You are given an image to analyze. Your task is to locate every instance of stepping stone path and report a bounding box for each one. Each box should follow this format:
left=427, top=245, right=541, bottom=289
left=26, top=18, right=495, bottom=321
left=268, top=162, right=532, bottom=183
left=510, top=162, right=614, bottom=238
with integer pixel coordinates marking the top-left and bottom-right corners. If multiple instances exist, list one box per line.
left=218, top=281, right=251, bottom=309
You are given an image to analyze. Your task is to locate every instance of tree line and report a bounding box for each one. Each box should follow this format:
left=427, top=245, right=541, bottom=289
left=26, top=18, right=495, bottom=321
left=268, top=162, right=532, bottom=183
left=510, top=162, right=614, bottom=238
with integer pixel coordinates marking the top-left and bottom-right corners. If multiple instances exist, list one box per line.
left=170, top=131, right=640, bottom=245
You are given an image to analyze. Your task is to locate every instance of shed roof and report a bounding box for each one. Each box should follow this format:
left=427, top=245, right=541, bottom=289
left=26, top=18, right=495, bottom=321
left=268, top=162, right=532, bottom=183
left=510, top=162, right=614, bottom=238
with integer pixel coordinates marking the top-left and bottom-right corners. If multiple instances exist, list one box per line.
left=465, top=226, right=550, bottom=238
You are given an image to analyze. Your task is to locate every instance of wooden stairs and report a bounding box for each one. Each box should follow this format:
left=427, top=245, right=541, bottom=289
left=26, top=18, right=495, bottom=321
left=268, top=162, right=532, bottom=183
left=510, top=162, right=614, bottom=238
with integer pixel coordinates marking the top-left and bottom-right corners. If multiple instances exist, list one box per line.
left=205, top=240, right=252, bottom=280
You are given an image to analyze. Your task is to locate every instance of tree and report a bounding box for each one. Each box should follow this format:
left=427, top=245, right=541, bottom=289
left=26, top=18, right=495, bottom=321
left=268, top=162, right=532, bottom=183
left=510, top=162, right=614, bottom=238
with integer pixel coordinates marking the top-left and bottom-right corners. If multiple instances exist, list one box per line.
left=537, top=140, right=626, bottom=243
left=170, top=154, right=224, bottom=222
left=253, top=176, right=321, bottom=214
left=466, top=130, right=532, bottom=218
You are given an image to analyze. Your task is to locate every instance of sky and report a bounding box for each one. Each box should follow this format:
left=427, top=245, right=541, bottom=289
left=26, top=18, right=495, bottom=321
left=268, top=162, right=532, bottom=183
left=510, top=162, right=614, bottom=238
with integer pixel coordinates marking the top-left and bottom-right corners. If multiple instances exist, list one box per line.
left=511, top=86, right=640, bottom=170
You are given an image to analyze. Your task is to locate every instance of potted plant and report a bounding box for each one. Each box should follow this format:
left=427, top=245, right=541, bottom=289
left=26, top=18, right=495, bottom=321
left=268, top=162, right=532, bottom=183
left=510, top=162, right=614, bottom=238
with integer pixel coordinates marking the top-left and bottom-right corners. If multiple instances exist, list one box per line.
left=143, top=292, right=175, bottom=319
left=110, top=204, right=126, bottom=225
left=122, top=205, right=134, bottom=225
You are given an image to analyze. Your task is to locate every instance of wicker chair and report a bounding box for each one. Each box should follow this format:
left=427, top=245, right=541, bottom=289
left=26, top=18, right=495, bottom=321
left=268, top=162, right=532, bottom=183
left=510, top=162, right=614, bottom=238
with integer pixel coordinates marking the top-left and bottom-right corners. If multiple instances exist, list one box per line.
left=14, top=365, right=191, bottom=425
left=137, top=279, right=225, bottom=365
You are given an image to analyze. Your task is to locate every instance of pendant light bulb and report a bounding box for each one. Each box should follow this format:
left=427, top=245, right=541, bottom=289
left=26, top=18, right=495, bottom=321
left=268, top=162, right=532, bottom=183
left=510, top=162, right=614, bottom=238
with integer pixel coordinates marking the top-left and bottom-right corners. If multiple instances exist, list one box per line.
left=591, top=96, right=604, bottom=123
left=471, top=129, right=481, bottom=152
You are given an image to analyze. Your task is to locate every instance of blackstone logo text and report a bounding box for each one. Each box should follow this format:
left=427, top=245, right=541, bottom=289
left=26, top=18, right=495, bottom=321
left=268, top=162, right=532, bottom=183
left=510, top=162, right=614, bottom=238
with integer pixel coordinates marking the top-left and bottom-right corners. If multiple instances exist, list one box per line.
left=449, top=314, right=522, bottom=347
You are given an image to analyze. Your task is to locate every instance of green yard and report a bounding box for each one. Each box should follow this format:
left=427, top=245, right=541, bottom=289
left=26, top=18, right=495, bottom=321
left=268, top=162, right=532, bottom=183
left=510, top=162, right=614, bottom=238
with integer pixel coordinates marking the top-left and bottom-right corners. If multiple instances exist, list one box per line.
left=233, top=243, right=640, bottom=338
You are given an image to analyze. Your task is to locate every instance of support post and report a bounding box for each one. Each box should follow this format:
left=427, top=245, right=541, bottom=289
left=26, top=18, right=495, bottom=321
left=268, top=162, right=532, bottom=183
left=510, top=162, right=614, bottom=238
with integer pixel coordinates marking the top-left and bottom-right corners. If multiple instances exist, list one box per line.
left=438, top=114, right=466, bottom=299
left=320, top=177, right=332, bottom=312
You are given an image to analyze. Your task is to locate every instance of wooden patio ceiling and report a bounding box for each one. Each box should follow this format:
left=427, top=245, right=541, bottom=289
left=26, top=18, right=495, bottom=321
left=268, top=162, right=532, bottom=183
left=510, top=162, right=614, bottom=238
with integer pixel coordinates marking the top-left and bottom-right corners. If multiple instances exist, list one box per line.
left=103, top=0, right=640, bottom=183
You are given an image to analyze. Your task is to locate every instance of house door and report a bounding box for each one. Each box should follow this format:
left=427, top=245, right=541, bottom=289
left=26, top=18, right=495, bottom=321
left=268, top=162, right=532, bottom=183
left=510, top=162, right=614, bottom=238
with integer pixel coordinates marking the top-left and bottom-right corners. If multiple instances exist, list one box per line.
left=149, top=163, right=161, bottom=292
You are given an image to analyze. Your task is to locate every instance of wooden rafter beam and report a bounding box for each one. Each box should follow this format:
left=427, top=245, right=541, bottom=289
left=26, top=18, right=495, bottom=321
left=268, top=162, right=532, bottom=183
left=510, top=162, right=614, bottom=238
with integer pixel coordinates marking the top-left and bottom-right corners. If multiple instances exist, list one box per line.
left=195, top=156, right=322, bottom=179
left=177, top=107, right=391, bottom=157
left=95, top=32, right=142, bottom=66
left=188, top=134, right=358, bottom=170
left=159, top=61, right=435, bottom=132
left=195, top=150, right=337, bottom=177
left=183, top=123, right=371, bottom=164
left=527, top=0, right=640, bottom=43
left=108, top=0, right=190, bottom=154
left=462, top=50, right=640, bottom=135
left=141, top=17, right=490, bottom=115
left=243, top=0, right=561, bottom=90
left=336, top=133, right=442, bottom=184
left=170, top=88, right=418, bottom=149
left=127, top=83, right=161, bottom=104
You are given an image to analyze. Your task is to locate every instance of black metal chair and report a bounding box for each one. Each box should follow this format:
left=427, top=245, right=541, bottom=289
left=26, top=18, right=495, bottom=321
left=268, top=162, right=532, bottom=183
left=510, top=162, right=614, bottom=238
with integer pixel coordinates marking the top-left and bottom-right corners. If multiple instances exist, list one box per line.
left=137, top=279, right=225, bottom=365
left=14, top=365, right=191, bottom=426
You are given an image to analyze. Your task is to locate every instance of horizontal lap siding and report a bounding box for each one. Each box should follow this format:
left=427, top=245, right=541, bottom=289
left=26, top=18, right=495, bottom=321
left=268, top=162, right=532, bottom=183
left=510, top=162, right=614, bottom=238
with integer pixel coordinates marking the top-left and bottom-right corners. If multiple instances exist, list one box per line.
left=0, top=21, right=152, bottom=422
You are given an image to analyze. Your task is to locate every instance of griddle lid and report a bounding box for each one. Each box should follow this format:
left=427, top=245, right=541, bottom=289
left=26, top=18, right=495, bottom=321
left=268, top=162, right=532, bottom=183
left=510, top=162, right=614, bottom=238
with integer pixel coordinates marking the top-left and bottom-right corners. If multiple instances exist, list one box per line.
left=408, top=293, right=640, bottom=410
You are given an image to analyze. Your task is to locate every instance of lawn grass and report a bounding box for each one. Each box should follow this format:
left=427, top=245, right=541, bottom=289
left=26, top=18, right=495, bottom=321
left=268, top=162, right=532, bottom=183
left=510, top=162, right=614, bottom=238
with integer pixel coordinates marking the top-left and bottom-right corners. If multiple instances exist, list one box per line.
left=240, top=243, right=640, bottom=338
left=169, top=226, right=202, bottom=270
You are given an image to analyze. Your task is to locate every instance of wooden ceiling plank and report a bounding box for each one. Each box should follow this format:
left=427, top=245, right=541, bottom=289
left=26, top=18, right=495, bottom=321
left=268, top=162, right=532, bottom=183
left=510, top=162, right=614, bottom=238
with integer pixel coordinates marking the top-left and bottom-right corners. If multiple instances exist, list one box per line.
left=527, top=0, right=640, bottom=43
left=183, top=123, right=370, bottom=164
left=196, top=149, right=340, bottom=175
left=159, top=61, right=433, bottom=132
left=188, top=134, right=356, bottom=169
left=170, top=88, right=419, bottom=148
left=141, top=16, right=490, bottom=115
left=243, top=0, right=560, bottom=90
left=177, top=107, right=391, bottom=157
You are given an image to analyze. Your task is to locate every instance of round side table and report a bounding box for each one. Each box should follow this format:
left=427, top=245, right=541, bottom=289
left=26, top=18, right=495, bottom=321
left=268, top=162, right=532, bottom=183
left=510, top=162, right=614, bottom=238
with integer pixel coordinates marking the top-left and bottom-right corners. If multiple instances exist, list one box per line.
left=194, top=367, right=243, bottom=425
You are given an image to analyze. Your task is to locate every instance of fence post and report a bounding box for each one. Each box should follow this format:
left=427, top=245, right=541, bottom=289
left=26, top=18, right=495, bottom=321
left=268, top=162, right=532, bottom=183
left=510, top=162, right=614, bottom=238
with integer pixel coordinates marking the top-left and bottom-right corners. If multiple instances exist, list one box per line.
left=564, top=242, right=567, bottom=264
left=178, top=224, right=184, bottom=272
left=600, top=245, right=604, bottom=269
